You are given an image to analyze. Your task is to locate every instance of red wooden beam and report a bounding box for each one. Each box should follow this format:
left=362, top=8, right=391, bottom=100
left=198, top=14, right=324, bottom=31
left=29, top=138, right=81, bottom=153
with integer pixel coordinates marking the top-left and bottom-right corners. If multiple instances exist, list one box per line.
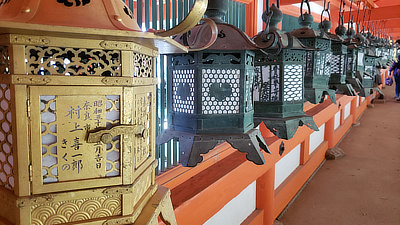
left=343, top=5, right=400, bottom=22
left=373, top=0, right=398, bottom=8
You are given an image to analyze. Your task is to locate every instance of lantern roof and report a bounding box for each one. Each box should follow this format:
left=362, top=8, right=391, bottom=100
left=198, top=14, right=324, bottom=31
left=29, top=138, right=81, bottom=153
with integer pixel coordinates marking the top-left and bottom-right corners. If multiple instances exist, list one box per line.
left=0, top=0, right=211, bottom=55
left=252, top=3, right=308, bottom=51
left=0, top=0, right=141, bottom=31
left=327, top=24, right=347, bottom=43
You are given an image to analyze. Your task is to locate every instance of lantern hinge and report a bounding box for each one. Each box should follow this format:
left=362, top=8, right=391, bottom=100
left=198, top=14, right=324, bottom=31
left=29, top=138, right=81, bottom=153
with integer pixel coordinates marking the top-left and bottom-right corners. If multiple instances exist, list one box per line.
left=29, top=164, right=33, bottom=182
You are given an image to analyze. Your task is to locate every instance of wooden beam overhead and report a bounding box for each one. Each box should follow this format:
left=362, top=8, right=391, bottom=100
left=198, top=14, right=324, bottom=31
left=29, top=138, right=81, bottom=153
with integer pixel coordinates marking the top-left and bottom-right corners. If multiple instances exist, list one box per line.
left=343, top=5, right=400, bottom=21
left=373, top=0, right=398, bottom=8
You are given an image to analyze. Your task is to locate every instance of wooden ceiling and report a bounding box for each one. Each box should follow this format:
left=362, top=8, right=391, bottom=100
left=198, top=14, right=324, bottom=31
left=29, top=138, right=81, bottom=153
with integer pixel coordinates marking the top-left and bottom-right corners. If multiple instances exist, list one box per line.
left=279, top=0, right=400, bottom=40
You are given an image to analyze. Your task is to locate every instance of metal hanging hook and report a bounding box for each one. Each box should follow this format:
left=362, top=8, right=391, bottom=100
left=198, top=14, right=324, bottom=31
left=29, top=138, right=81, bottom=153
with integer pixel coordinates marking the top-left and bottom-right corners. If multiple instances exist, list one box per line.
left=338, top=0, right=345, bottom=26
left=320, top=0, right=331, bottom=22
left=347, top=0, right=354, bottom=31
left=299, top=0, right=311, bottom=21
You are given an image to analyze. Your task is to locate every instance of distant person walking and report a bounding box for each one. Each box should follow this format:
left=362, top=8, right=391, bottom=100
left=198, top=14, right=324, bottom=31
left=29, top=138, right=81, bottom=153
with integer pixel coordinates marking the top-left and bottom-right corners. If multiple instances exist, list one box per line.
left=389, top=54, right=400, bottom=101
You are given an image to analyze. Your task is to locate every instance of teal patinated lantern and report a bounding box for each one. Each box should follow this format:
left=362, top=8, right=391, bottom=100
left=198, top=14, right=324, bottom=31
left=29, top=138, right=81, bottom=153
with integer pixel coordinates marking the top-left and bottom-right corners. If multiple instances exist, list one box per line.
left=252, top=1, right=318, bottom=140
left=157, top=0, right=273, bottom=167
left=290, top=0, right=336, bottom=105
left=326, top=1, right=356, bottom=96
left=344, top=22, right=372, bottom=97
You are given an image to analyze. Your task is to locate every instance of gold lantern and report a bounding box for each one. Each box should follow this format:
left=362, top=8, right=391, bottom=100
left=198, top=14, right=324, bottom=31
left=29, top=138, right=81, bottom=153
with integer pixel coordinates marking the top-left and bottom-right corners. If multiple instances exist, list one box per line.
left=0, top=0, right=206, bottom=224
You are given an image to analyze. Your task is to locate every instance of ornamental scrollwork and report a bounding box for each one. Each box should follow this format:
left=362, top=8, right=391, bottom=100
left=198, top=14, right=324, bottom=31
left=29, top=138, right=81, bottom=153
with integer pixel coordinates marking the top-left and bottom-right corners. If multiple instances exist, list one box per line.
left=56, top=0, right=91, bottom=7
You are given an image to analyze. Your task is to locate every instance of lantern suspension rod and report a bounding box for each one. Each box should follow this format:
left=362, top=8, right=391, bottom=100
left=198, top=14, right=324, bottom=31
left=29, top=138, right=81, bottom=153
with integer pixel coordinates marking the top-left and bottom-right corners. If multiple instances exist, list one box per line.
left=320, top=0, right=330, bottom=23
left=347, top=0, right=354, bottom=31
left=299, top=0, right=311, bottom=21
left=361, top=3, right=367, bottom=33
left=355, top=1, right=361, bottom=33
left=338, top=0, right=345, bottom=26
left=367, top=8, right=372, bottom=32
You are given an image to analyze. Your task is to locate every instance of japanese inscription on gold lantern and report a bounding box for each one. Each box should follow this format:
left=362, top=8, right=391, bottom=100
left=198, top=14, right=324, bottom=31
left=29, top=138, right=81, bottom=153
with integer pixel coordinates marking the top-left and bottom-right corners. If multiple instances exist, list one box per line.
left=57, top=96, right=107, bottom=181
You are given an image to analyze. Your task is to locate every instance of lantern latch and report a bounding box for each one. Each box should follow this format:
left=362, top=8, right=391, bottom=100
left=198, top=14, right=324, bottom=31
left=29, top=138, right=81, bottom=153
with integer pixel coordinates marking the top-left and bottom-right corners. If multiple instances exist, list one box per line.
left=87, top=124, right=147, bottom=144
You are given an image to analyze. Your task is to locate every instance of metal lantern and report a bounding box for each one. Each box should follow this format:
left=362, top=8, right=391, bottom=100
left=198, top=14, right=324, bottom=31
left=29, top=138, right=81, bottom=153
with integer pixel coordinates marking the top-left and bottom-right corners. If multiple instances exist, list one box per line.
left=252, top=2, right=318, bottom=140
left=157, top=0, right=273, bottom=167
left=344, top=25, right=372, bottom=97
left=290, top=0, right=336, bottom=105
left=326, top=1, right=356, bottom=96
left=0, top=0, right=209, bottom=224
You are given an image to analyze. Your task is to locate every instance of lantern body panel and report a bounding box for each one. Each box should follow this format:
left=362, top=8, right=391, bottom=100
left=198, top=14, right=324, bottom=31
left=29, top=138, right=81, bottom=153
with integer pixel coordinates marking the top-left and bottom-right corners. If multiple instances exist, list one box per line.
left=168, top=50, right=255, bottom=134
left=363, top=55, right=376, bottom=88
left=0, top=30, right=176, bottom=225
left=254, top=49, right=305, bottom=118
left=329, top=43, right=347, bottom=84
left=295, top=37, right=336, bottom=104
left=346, top=47, right=357, bottom=79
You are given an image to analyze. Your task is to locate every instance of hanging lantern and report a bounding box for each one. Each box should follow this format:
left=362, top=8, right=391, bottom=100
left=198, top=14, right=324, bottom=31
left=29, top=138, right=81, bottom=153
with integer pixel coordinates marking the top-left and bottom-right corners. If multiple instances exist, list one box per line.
left=252, top=1, right=318, bottom=140
left=0, top=0, right=210, bottom=224
left=326, top=0, right=356, bottom=96
left=290, top=0, right=336, bottom=105
left=157, top=0, right=274, bottom=167
left=362, top=32, right=380, bottom=94
left=344, top=21, right=373, bottom=97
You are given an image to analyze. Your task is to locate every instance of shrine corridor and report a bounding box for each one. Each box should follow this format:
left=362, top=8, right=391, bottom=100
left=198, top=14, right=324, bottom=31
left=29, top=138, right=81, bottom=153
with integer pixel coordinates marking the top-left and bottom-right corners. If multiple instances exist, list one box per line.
left=278, top=84, right=400, bottom=225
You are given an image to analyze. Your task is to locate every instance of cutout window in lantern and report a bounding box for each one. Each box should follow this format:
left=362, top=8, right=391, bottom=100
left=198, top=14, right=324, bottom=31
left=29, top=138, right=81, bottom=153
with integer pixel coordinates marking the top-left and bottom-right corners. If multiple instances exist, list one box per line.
left=252, top=0, right=318, bottom=140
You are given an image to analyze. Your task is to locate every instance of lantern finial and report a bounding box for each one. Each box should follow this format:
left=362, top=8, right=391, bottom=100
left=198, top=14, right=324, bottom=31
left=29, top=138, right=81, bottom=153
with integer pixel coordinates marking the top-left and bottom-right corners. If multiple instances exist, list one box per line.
left=298, top=0, right=314, bottom=27
left=204, top=0, right=228, bottom=23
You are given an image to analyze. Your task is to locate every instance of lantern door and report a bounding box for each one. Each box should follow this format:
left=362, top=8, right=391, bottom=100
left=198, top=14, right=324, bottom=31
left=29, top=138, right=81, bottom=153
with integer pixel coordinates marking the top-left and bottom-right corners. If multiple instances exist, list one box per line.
left=29, top=85, right=155, bottom=195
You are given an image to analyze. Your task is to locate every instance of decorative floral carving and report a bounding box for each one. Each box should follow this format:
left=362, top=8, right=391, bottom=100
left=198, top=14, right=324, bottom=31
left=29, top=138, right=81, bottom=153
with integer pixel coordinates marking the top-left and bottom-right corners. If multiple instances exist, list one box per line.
left=0, top=0, right=10, bottom=7
left=26, top=46, right=121, bottom=76
left=10, top=35, right=50, bottom=45
left=133, top=53, right=153, bottom=77
left=0, top=45, right=10, bottom=74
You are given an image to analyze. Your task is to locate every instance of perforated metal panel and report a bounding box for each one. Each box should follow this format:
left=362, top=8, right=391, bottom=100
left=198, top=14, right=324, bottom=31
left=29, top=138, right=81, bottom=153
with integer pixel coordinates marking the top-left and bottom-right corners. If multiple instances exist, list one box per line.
left=305, top=51, right=314, bottom=77
left=172, top=69, right=195, bottom=114
left=0, top=45, right=9, bottom=74
left=202, top=68, right=240, bottom=114
left=26, top=46, right=121, bottom=76
left=0, top=84, right=13, bottom=190
left=331, top=55, right=344, bottom=74
left=323, top=52, right=332, bottom=76
left=346, top=55, right=355, bottom=73
left=253, top=65, right=280, bottom=102
left=245, top=68, right=254, bottom=113
left=357, top=51, right=365, bottom=67
left=133, top=52, right=153, bottom=77
left=283, top=64, right=303, bottom=102
left=41, top=95, right=121, bottom=184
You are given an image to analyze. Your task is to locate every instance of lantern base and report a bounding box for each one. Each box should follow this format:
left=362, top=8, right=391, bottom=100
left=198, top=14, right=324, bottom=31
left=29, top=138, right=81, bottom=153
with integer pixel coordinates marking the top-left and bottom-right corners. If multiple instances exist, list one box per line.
left=157, top=128, right=270, bottom=167
left=329, top=74, right=346, bottom=84
left=304, top=88, right=337, bottom=104
left=254, top=115, right=319, bottom=140
left=330, top=84, right=357, bottom=96
left=346, top=77, right=372, bottom=97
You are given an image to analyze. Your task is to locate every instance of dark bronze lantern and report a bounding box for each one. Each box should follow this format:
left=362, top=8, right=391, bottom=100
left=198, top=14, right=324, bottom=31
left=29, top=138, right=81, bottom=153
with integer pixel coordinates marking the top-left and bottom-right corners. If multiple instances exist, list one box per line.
left=252, top=1, right=318, bottom=140
left=290, top=0, right=336, bottom=105
left=157, top=0, right=275, bottom=167
left=344, top=19, right=371, bottom=97
left=326, top=0, right=356, bottom=96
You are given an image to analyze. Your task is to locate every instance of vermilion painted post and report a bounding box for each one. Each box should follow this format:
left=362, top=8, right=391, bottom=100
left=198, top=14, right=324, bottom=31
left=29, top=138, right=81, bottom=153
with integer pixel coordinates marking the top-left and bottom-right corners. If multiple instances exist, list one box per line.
left=325, top=117, right=335, bottom=148
left=301, top=139, right=310, bottom=165
left=256, top=167, right=275, bottom=225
